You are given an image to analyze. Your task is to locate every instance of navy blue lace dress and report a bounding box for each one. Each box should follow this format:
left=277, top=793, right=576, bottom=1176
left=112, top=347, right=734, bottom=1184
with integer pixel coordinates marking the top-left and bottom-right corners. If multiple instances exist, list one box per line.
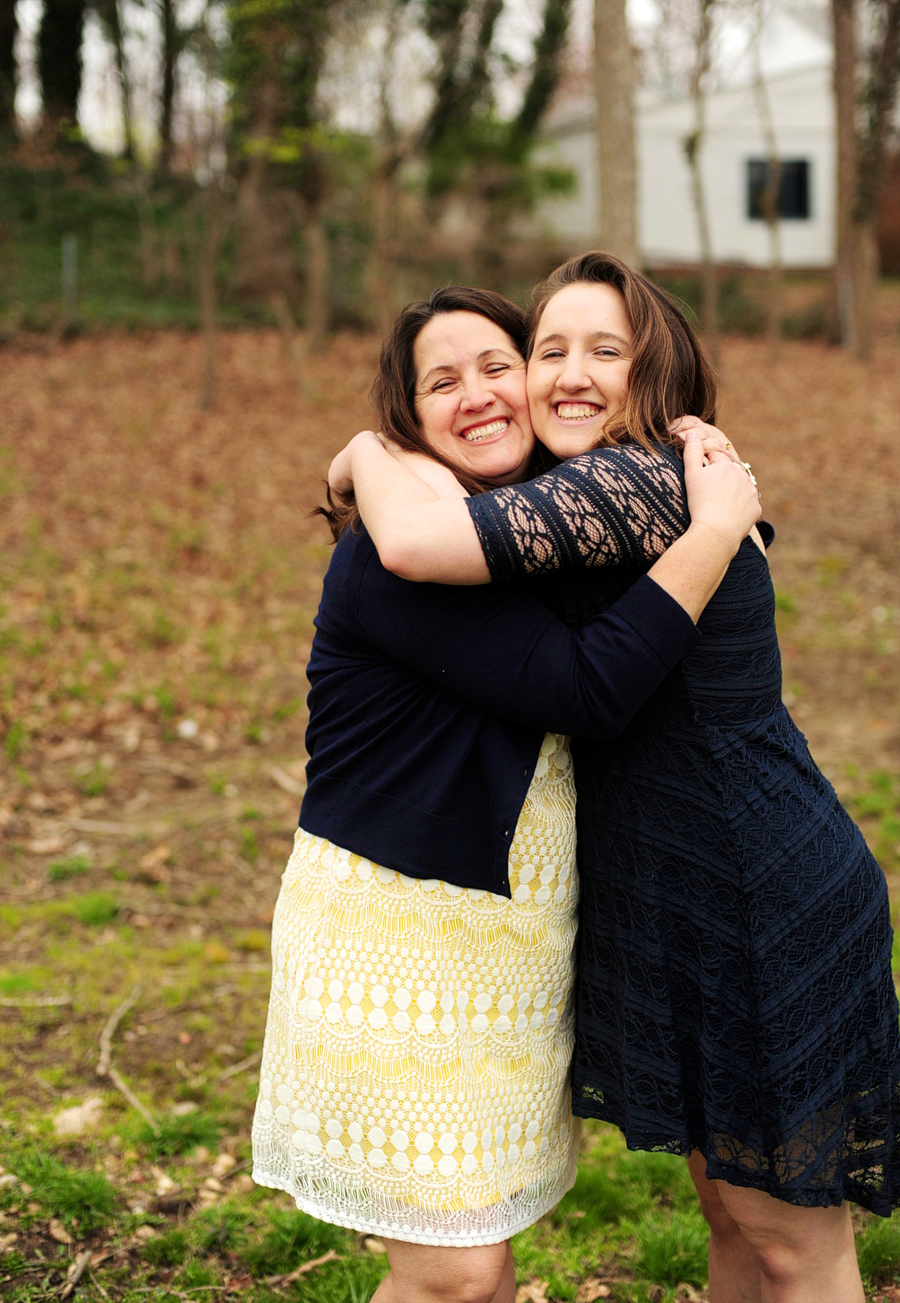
left=467, top=443, right=900, bottom=1215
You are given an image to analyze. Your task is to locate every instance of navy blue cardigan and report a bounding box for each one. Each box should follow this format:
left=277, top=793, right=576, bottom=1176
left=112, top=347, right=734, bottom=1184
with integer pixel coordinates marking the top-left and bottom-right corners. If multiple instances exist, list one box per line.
left=298, top=526, right=699, bottom=897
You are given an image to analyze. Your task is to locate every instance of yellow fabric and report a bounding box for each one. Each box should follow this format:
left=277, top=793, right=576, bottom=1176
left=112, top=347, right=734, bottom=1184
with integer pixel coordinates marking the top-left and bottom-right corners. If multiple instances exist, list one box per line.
left=251, top=733, right=580, bottom=1246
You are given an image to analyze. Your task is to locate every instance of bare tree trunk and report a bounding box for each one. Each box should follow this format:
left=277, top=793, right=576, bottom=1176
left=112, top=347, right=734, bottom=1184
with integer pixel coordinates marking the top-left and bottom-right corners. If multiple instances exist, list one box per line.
left=159, top=0, right=177, bottom=173
left=303, top=206, right=330, bottom=354
left=270, top=290, right=304, bottom=389
left=853, top=215, right=879, bottom=357
left=0, top=0, right=18, bottom=137
left=199, top=178, right=221, bottom=410
left=366, top=2, right=403, bottom=334
left=103, top=0, right=134, bottom=160
left=684, top=0, right=718, bottom=354
left=751, top=0, right=782, bottom=352
left=594, top=0, right=638, bottom=265
left=833, top=0, right=859, bottom=351
left=369, top=154, right=400, bottom=334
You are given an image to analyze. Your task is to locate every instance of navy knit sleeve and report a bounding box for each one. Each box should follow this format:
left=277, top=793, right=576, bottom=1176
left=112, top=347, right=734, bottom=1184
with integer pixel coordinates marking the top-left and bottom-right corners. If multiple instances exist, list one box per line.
left=354, top=542, right=698, bottom=740
left=466, top=445, right=690, bottom=582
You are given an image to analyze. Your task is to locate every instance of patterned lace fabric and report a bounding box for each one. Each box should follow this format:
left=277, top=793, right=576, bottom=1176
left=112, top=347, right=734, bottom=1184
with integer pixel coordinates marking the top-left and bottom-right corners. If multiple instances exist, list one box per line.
left=467, top=444, right=900, bottom=1216
left=469, top=444, right=688, bottom=579
left=251, top=733, right=583, bottom=1245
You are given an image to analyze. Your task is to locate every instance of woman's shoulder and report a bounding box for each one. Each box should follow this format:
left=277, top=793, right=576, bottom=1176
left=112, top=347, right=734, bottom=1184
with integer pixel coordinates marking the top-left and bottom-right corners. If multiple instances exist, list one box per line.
left=532, top=442, right=683, bottom=493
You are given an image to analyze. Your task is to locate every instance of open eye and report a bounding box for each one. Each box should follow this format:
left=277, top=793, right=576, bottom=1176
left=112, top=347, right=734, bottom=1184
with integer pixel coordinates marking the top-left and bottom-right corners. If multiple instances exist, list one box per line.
left=538, top=348, right=565, bottom=360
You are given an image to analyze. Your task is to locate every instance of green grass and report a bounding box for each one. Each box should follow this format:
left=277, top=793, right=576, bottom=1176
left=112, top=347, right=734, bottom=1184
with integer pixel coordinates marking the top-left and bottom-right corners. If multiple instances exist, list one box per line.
left=133, top=1110, right=223, bottom=1160
left=48, top=855, right=91, bottom=882
left=67, top=892, right=120, bottom=926
left=15, top=1152, right=117, bottom=1233
left=633, top=1209, right=709, bottom=1286
left=857, top=1216, right=900, bottom=1283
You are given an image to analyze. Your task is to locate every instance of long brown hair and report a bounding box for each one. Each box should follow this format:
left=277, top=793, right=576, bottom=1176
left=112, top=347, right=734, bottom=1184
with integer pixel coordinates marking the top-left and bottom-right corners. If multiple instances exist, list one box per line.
left=318, top=286, right=530, bottom=540
left=528, top=251, right=717, bottom=453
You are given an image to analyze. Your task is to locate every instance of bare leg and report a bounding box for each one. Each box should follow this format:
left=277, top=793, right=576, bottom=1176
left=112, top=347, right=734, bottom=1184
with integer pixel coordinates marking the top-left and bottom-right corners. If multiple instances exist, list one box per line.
left=688, top=1153, right=864, bottom=1303
left=370, top=1239, right=515, bottom=1303
left=688, top=1152, right=763, bottom=1303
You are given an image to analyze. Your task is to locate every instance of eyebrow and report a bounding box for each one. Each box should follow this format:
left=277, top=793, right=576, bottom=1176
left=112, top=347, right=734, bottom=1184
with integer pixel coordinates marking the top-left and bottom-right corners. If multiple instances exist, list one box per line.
left=534, top=330, right=631, bottom=350
left=419, top=348, right=520, bottom=386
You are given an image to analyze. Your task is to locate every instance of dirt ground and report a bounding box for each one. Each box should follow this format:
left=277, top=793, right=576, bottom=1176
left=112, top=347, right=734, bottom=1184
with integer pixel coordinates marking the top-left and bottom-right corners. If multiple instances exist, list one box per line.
left=0, top=307, right=898, bottom=1299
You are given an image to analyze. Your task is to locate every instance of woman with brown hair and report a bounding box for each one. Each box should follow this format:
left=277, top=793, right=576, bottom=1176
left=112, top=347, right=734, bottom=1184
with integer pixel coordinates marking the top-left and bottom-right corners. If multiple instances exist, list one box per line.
left=251, top=284, right=761, bottom=1303
left=332, top=254, right=900, bottom=1302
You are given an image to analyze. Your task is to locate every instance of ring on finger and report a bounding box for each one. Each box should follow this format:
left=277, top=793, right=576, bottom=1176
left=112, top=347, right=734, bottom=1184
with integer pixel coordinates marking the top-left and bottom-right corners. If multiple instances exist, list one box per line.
left=741, top=460, right=758, bottom=488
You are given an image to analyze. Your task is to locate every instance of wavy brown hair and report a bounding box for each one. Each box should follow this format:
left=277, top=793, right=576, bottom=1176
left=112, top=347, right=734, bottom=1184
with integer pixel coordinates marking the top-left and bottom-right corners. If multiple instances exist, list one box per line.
left=527, top=251, right=717, bottom=453
left=318, top=286, right=531, bottom=540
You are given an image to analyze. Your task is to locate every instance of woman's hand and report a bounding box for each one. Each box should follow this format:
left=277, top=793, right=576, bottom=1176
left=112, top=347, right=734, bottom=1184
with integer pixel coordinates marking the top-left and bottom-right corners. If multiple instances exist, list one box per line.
left=670, top=416, right=745, bottom=469
left=682, top=429, right=762, bottom=550
left=328, top=430, right=383, bottom=496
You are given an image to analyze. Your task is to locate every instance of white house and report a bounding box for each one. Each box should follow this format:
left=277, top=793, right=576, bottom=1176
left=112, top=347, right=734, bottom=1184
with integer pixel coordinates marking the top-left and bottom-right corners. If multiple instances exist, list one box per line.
left=534, top=7, right=836, bottom=267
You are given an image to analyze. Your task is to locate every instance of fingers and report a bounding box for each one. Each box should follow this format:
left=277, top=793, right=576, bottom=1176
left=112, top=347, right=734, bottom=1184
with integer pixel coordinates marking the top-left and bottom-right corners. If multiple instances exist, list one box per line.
left=681, top=428, right=705, bottom=472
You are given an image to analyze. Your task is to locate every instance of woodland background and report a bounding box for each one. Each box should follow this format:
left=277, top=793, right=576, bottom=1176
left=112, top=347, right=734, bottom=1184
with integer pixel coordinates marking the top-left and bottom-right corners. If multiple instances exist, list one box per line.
left=1, top=0, right=899, bottom=1300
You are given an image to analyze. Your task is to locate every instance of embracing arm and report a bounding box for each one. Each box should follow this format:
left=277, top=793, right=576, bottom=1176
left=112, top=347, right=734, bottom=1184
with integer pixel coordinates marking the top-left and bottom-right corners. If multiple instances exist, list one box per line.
left=337, top=430, right=761, bottom=622
left=355, top=549, right=699, bottom=739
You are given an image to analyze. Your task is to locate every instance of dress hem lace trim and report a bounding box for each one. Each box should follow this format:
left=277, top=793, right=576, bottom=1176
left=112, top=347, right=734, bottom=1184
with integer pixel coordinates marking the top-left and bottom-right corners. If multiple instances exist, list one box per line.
left=250, top=1165, right=578, bottom=1247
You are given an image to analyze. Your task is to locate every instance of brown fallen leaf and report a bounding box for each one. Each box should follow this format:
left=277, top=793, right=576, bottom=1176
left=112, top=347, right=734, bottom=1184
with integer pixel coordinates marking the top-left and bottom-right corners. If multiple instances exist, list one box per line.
left=515, top=1281, right=550, bottom=1303
left=53, top=1096, right=104, bottom=1137
left=576, top=1281, right=611, bottom=1303
left=27, top=835, right=65, bottom=855
left=137, top=844, right=171, bottom=882
left=49, top=1217, right=73, bottom=1244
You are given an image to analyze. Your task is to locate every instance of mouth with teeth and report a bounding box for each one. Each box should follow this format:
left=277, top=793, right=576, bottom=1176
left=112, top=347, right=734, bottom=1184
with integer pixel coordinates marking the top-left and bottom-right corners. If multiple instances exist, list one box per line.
left=460, top=417, right=510, bottom=443
left=554, top=402, right=604, bottom=422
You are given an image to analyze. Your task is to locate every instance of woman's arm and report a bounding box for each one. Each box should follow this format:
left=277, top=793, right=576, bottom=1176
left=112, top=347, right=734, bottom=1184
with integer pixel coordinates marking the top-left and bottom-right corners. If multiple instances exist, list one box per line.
left=335, top=431, right=760, bottom=623
left=353, top=545, right=699, bottom=740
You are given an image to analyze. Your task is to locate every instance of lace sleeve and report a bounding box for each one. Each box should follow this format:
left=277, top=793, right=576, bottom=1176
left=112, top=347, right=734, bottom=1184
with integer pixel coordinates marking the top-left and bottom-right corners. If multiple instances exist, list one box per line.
left=466, top=444, right=689, bottom=581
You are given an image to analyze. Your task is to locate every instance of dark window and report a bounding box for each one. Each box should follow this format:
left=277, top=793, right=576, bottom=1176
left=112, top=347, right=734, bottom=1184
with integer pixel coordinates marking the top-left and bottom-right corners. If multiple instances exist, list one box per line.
left=747, top=158, right=811, bottom=220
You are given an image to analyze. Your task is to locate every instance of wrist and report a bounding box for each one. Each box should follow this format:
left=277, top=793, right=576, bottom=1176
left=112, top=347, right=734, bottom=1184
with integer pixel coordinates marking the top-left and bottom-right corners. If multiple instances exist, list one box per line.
left=684, top=518, right=743, bottom=559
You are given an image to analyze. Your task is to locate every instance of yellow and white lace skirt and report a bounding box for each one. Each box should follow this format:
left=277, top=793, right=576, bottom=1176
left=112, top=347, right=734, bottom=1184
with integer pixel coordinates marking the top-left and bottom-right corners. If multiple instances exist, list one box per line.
left=251, top=733, right=580, bottom=1246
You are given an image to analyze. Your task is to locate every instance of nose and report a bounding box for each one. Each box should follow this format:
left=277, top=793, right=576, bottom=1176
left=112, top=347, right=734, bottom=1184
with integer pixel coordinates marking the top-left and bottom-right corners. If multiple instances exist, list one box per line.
left=556, top=353, right=590, bottom=392
left=459, top=374, right=492, bottom=411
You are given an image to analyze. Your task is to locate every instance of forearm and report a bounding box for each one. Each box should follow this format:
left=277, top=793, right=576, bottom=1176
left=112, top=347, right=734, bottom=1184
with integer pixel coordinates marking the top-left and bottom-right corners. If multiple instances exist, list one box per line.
left=644, top=521, right=739, bottom=623
left=350, top=437, right=489, bottom=583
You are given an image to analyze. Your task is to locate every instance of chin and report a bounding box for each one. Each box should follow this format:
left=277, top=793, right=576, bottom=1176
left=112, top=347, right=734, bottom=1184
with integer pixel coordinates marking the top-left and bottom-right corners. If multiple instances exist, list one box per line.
left=542, top=433, right=598, bottom=459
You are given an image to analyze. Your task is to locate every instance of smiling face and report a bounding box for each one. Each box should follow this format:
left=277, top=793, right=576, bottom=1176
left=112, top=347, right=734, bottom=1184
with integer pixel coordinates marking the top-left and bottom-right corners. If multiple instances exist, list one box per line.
left=413, top=311, right=534, bottom=484
left=527, top=282, right=634, bottom=458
